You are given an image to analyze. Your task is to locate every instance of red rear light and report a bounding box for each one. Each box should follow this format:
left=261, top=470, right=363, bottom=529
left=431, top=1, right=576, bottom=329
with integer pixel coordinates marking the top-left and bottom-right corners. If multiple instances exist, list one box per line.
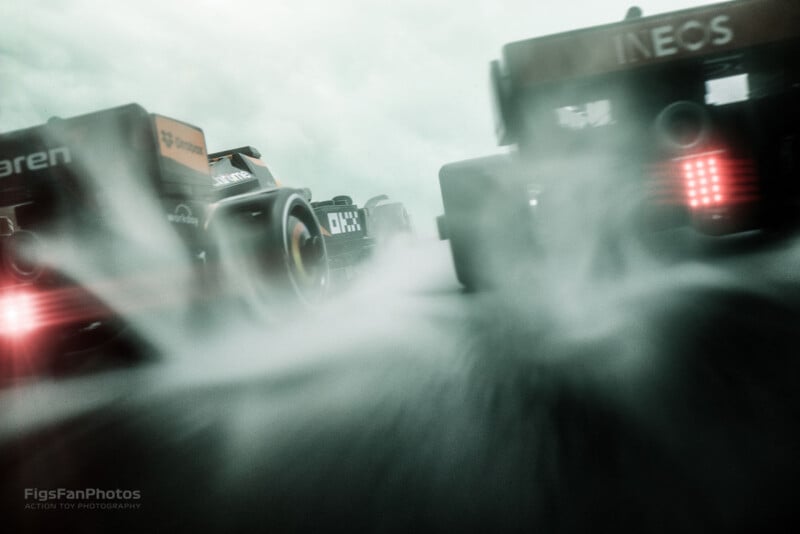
left=682, top=155, right=725, bottom=209
left=675, top=151, right=758, bottom=209
left=0, top=293, right=36, bottom=337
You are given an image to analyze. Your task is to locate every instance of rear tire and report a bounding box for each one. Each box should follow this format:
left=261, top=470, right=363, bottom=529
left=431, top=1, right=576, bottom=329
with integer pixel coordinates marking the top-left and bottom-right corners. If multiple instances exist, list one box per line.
left=209, top=188, right=329, bottom=316
left=439, top=156, right=534, bottom=290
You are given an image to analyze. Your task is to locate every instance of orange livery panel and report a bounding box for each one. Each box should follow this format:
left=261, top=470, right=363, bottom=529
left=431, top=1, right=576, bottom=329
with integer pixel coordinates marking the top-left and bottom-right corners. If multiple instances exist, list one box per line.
left=153, top=115, right=209, bottom=175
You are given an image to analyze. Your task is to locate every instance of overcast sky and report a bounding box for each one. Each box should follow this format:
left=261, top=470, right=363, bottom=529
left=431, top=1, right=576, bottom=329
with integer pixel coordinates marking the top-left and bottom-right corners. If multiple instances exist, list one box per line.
left=1, top=0, right=712, bottom=234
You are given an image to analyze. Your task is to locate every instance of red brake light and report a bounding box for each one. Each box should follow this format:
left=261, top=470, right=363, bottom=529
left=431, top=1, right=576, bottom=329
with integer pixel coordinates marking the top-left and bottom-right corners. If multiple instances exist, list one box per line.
left=0, top=293, right=36, bottom=337
left=675, top=151, right=758, bottom=209
left=682, top=154, right=726, bottom=209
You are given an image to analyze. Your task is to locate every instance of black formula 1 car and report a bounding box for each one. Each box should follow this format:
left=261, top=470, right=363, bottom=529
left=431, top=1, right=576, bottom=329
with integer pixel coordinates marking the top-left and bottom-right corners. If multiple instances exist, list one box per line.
left=437, top=0, right=800, bottom=289
left=0, top=104, right=410, bottom=368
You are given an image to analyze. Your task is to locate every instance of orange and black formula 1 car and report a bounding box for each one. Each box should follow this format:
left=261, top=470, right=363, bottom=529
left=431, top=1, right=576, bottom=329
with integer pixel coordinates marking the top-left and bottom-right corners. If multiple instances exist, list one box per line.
left=0, top=104, right=409, bottom=370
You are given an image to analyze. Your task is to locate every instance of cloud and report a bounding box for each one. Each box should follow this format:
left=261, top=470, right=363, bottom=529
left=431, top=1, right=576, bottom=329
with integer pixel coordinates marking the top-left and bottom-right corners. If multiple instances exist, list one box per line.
left=1, top=0, right=711, bottom=233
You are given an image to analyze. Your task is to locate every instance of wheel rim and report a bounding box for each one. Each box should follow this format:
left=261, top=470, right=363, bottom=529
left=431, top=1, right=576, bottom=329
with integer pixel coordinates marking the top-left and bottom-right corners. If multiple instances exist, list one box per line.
left=285, top=210, right=327, bottom=302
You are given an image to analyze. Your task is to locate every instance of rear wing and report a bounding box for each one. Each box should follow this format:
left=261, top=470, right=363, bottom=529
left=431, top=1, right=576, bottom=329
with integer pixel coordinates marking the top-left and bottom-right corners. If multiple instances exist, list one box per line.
left=492, top=0, right=800, bottom=146
left=0, top=104, right=213, bottom=208
left=502, top=0, right=800, bottom=88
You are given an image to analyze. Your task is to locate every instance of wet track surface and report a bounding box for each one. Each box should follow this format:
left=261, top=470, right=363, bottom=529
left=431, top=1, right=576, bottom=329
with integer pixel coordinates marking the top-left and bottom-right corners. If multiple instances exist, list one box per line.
left=1, top=237, right=799, bottom=533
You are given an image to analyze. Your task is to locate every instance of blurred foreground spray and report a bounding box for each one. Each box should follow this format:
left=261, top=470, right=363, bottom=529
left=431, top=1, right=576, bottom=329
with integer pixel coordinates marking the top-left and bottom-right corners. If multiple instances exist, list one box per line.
left=1, top=135, right=799, bottom=534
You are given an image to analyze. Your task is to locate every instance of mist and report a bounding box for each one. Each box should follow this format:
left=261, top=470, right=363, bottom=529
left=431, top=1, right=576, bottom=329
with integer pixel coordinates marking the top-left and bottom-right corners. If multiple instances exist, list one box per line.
left=3, top=0, right=799, bottom=532
left=2, top=121, right=799, bottom=531
left=1, top=0, right=713, bottom=233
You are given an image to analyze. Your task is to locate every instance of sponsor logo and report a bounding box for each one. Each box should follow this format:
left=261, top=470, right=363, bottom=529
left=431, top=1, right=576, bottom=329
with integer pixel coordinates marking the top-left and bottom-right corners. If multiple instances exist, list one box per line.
left=167, top=203, right=199, bottom=226
left=556, top=100, right=614, bottom=130
left=160, top=130, right=174, bottom=148
left=613, top=14, right=734, bottom=64
left=160, top=130, right=204, bottom=155
left=212, top=170, right=254, bottom=187
left=327, top=211, right=361, bottom=235
left=154, top=116, right=209, bottom=173
left=0, top=147, right=72, bottom=179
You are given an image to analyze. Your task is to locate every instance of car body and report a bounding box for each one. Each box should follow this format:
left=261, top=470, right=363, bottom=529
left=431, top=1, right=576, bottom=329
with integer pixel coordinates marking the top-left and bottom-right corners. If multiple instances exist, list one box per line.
left=0, top=103, right=410, bottom=369
left=437, top=0, right=800, bottom=289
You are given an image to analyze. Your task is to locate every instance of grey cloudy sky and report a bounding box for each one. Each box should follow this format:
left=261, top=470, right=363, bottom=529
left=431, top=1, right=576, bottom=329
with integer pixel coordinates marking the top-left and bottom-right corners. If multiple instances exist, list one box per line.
left=1, top=0, right=710, bottom=234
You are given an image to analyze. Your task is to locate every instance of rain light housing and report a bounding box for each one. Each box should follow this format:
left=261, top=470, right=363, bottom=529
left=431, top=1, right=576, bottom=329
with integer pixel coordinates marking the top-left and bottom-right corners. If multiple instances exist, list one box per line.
left=675, top=150, right=759, bottom=212
left=681, top=153, right=726, bottom=209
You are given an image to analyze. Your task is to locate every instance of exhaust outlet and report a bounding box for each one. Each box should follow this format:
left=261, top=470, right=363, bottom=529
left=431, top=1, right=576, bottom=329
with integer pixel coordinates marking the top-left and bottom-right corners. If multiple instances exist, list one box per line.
left=2, top=230, right=45, bottom=281
left=655, top=101, right=712, bottom=151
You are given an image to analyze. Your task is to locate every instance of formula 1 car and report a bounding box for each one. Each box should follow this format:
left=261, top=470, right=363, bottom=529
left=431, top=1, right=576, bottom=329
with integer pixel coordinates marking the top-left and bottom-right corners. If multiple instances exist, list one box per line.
left=0, top=104, right=410, bottom=368
left=437, top=0, right=800, bottom=289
